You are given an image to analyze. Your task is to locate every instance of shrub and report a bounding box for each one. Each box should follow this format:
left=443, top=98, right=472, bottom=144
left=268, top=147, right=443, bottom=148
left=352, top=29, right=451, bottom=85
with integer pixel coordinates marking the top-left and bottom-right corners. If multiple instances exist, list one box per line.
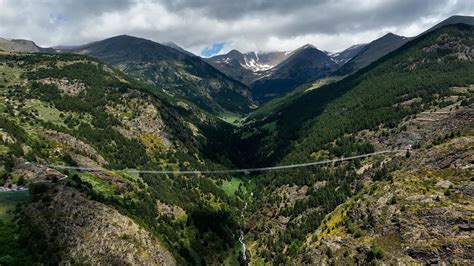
left=389, top=196, right=397, bottom=205
left=326, top=246, right=333, bottom=258
left=444, top=189, right=451, bottom=196
left=367, top=243, right=384, bottom=261
left=29, top=182, right=49, bottom=195
left=51, top=175, right=59, bottom=183
left=16, top=176, right=26, bottom=186
left=353, top=228, right=364, bottom=238
left=344, top=216, right=364, bottom=237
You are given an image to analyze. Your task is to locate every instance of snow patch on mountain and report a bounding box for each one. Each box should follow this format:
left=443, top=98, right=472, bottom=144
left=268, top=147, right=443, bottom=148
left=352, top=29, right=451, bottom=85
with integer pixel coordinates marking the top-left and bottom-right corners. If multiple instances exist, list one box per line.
left=242, top=57, right=274, bottom=72
left=329, top=43, right=368, bottom=64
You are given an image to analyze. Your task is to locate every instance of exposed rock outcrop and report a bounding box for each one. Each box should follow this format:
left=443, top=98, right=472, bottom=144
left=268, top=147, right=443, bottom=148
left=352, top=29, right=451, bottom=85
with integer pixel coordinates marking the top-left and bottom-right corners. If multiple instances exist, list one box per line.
left=24, top=186, right=177, bottom=265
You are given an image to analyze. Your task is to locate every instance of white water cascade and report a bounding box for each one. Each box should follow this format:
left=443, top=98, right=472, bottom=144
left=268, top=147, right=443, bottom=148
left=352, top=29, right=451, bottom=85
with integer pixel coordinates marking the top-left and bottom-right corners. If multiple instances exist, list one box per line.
left=239, top=192, right=252, bottom=263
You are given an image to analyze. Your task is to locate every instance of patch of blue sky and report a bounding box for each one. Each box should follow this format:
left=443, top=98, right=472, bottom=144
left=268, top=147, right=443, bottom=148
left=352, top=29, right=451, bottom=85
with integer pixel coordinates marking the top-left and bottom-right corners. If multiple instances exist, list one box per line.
left=201, top=42, right=225, bottom=57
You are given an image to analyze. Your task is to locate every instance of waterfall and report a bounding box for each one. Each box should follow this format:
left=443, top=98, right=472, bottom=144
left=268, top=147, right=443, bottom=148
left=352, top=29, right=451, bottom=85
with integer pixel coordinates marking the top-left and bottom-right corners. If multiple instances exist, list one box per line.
left=239, top=230, right=247, bottom=262
left=239, top=192, right=252, bottom=264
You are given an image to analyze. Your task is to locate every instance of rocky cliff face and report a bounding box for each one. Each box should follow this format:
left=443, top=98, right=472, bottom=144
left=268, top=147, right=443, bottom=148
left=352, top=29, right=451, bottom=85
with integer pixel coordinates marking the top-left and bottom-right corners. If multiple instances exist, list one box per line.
left=23, top=185, right=177, bottom=265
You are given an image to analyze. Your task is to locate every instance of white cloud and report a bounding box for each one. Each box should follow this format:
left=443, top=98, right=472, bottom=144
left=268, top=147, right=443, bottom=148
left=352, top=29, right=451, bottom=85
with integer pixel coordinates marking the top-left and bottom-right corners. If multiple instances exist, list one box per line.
left=0, top=0, right=472, bottom=55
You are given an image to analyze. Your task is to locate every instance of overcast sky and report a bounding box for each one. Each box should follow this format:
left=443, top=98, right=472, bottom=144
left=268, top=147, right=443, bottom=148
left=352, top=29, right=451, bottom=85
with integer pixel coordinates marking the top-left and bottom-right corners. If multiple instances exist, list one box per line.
left=1, top=0, right=473, bottom=56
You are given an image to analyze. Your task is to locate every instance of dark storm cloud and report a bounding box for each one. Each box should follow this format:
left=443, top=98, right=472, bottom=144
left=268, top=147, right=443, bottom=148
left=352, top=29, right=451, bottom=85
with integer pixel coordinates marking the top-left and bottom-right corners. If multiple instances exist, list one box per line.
left=1, top=0, right=133, bottom=23
left=162, top=0, right=455, bottom=36
left=0, top=0, right=472, bottom=55
left=162, top=0, right=331, bottom=20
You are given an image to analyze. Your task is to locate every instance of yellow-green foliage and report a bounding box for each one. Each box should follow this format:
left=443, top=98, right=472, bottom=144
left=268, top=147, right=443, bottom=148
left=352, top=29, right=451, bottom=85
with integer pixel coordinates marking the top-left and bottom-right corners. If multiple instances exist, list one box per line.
left=220, top=177, right=244, bottom=197
left=55, top=59, right=98, bottom=68
left=0, top=144, right=9, bottom=154
left=79, top=172, right=117, bottom=196
left=222, top=243, right=244, bottom=266
left=306, top=138, right=473, bottom=261
left=25, top=99, right=66, bottom=126
left=310, top=149, right=330, bottom=160
left=304, top=76, right=343, bottom=92
left=219, top=113, right=242, bottom=125
left=141, top=133, right=168, bottom=155
left=116, top=170, right=141, bottom=182
left=22, top=99, right=92, bottom=130
left=310, top=204, right=350, bottom=246
left=0, top=63, right=23, bottom=87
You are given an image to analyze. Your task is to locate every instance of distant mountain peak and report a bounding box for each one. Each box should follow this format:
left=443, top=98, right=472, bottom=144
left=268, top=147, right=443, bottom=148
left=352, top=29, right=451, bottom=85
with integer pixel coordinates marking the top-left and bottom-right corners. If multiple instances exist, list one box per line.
left=205, top=50, right=292, bottom=85
left=301, top=43, right=316, bottom=49
left=95, top=35, right=154, bottom=46
left=335, top=30, right=410, bottom=75
left=251, top=43, right=338, bottom=102
left=443, top=15, right=474, bottom=23
left=291, top=44, right=327, bottom=58
left=0, top=37, right=45, bottom=53
left=329, top=43, right=368, bottom=65
left=380, top=32, right=405, bottom=39
left=227, top=49, right=243, bottom=56
left=244, top=51, right=257, bottom=58
left=107, top=34, right=138, bottom=41
left=384, top=32, right=397, bottom=37
left=116, top=34, right=132, bottom=38
left=419, top=14, right=474, bottom=36
left=162, top=41, right=195, bottom=56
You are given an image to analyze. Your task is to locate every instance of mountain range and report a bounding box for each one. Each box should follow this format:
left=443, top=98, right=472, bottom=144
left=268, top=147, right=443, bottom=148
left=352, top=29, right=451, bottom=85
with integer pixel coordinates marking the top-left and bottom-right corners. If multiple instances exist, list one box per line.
left=1, top=16, right=471, bottom=106
left=0, top=15, right=473, bottom=265
left=204, top=50, right=290, bottom=84
left=334, top=32, right=410, bottom=75
left=64, top=35, right=257, bottom=116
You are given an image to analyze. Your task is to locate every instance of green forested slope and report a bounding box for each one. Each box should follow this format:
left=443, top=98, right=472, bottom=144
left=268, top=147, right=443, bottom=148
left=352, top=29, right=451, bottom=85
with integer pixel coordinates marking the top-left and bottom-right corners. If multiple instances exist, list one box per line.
left=241, top=24, right=474, bottom=167
left=283, top=24, right=473, bottom=163
left=0, top=52, right=248, bottom=264
left=243, top=24, right=474, bottom=264
left=68, top=35, right=256, bottom=116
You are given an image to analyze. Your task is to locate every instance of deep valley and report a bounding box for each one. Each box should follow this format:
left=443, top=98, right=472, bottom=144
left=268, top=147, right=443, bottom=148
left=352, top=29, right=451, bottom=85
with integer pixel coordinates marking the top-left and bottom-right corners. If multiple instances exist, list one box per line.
left=0, top=12, right=473, bottom=265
